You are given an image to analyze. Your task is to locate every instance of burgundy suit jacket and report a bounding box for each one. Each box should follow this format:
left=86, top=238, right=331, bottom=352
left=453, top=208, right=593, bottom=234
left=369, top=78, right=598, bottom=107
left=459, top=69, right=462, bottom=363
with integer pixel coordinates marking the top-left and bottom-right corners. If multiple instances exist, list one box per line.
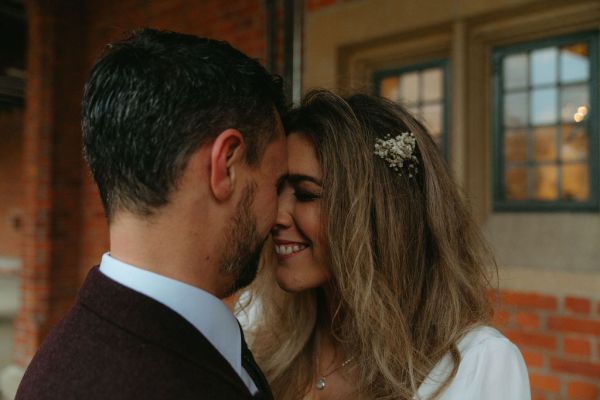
left=16, top=267, right=260, bottom=399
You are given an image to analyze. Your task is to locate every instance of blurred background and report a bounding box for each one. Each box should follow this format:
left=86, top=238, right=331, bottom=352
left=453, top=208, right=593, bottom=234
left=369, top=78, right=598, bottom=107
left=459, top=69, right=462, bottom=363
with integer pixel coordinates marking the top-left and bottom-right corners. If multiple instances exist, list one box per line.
left=0, top=0, right=598, bottom=399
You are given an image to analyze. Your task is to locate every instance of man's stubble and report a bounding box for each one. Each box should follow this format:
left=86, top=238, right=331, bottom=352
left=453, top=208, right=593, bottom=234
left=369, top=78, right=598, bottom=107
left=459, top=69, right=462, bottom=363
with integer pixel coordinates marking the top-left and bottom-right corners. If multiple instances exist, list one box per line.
left=218, top=182, right=265, bottom=297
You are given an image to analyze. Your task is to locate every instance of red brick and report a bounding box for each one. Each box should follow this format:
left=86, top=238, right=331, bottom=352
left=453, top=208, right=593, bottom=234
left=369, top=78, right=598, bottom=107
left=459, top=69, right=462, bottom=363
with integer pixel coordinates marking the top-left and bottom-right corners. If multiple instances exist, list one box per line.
left=515, top=312, right=541, bottom=330
left=492, top=309, right=510, bottom=327
left=564, top=337, right=592, bottom=357
left=530, top=373, right=560, bottom=393
left=487, top=288, right=499, bottom=303
left=504, top=330, right=557, bottom=350
left=548, top=316, right=600, bottom=336
left=500, top=290, right=558, bottom=311
left=306, top=0, right=337, bottom=12
left=551, top=358, right=600, bottom=379
left=531, top=394, right=546, bottom=400
left=566, top=297, right=592, bottom=314
left=521, top=349, right=545, bottom=369
left=0, top=109, right=25, bottom=259
left=567, top=381, right=599, bottom=400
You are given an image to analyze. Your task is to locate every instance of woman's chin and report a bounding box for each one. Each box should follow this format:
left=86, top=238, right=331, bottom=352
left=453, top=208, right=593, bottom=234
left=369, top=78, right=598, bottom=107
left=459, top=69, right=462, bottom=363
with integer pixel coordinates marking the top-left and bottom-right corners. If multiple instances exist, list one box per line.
left=275, top=263, right=331, bottom=293
left=275, top=277, right=304, bottom=293
left=275, top=269, right=306, bottom=293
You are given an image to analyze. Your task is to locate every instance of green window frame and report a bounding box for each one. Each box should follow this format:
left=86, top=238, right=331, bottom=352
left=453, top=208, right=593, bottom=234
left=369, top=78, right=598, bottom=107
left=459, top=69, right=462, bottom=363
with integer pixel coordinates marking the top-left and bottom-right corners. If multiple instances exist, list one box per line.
left=492, top=31, right=599, bottom=212
left=373, top=60, right=449, bottom=158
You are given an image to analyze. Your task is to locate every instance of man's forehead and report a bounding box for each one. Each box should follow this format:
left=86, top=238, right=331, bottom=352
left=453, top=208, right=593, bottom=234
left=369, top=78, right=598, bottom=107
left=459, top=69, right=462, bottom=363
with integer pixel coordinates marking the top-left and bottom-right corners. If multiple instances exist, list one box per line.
left=263, top=123, right=287, bottom=171
left=273, top=112, right=285, bottom=138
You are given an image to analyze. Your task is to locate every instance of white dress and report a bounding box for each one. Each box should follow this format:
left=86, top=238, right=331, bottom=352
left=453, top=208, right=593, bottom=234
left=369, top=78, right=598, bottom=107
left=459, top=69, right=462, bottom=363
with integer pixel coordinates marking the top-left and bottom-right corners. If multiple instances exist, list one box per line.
left=416, top=326, right=531, bottom=400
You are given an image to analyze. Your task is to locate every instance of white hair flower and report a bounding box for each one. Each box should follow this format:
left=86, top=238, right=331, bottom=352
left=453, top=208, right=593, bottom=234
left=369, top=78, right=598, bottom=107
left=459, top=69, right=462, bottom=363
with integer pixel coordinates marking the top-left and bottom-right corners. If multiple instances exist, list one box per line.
left=374, top=132, right=419, bottom=178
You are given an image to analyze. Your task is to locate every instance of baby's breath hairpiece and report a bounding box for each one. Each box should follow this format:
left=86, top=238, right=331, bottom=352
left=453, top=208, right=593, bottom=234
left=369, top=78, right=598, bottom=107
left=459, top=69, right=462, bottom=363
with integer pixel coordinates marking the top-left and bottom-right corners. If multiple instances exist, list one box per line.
left=374, top=132, right=419, bottom=178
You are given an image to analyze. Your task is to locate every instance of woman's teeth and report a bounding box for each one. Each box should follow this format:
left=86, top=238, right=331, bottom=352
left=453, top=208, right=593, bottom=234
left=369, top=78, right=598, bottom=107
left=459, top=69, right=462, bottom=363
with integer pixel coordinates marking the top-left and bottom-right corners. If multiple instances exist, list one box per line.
left=275, top=244, right=307, bottom=255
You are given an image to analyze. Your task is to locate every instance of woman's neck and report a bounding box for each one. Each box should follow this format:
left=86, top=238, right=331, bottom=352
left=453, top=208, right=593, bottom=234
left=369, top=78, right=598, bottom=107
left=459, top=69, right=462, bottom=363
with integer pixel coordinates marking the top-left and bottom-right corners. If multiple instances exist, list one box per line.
left=316, top=284, right=340, bottom=332
left=310, top=286, right=356, bottom=399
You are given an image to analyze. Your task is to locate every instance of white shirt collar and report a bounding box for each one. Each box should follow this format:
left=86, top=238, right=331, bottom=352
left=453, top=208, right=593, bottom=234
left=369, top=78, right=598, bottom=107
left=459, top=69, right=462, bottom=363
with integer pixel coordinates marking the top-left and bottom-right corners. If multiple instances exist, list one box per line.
left=98, top=253, right=257, bottom=394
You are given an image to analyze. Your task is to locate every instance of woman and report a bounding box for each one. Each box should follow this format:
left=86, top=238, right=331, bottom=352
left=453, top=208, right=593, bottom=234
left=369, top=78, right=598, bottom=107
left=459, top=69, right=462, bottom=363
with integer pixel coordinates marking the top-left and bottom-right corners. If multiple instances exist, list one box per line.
left=240, top=90, right=530, bottom=400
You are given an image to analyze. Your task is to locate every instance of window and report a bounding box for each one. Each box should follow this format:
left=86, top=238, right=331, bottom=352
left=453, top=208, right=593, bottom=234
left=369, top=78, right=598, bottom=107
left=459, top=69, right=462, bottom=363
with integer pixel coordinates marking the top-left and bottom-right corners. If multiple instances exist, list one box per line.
left=374, top=60, right=449, bottom=156
left=493, top=32, right=599, bottom=211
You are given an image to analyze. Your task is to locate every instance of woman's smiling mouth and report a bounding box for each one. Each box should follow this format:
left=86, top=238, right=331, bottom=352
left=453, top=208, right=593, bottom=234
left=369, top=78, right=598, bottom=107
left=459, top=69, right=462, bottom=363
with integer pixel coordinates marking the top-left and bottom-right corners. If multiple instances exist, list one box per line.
left=273, top=240, right=309, bottom=258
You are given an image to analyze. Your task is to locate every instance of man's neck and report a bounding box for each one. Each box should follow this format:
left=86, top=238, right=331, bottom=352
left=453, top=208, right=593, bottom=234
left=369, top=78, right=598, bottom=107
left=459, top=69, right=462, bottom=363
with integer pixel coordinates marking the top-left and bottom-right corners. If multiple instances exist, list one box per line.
left=108, top=210, right=227, bottom=298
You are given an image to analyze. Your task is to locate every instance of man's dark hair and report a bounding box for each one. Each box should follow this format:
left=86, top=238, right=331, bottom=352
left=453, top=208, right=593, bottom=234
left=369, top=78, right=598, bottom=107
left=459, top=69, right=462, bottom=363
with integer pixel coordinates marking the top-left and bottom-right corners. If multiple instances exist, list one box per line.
left=82, top=29, right=286, bottom=219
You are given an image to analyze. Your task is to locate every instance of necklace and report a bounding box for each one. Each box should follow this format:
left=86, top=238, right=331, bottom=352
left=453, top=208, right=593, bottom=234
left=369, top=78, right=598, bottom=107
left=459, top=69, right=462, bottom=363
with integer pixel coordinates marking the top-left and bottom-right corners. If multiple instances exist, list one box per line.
left=315, top=355, right=354, bottom=390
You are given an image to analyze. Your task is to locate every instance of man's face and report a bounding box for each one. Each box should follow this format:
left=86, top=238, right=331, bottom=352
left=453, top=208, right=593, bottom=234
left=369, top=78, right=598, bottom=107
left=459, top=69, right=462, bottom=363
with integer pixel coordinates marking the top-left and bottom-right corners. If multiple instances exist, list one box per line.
left=246, top=117, right=288, bottom=242
left=219, top=118, right=287, bottom=295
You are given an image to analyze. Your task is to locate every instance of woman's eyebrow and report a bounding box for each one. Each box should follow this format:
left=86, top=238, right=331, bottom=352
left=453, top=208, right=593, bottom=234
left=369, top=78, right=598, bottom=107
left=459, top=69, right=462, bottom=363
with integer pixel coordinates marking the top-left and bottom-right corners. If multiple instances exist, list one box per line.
left=287, top=174, right=323, bottom=186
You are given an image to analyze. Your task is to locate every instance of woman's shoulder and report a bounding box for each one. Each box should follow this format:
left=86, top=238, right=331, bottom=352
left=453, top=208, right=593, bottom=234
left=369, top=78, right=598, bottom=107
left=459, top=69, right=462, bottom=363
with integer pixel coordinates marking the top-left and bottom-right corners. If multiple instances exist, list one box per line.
left=455, top=325, right=513, bottom=354
left=416, top=325, right=531, bottom=400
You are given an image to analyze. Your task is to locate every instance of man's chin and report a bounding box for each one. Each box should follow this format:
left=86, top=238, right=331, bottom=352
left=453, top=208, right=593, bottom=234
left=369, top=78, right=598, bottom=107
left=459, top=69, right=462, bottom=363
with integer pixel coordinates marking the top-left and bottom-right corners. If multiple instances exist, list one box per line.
left=223, top=245, right=263, bottom=297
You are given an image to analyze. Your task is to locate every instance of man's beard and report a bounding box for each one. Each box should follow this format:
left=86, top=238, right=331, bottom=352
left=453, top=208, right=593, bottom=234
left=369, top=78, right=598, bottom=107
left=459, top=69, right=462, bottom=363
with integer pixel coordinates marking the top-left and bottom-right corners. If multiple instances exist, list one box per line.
left=219, top=182, right=264, bottom=297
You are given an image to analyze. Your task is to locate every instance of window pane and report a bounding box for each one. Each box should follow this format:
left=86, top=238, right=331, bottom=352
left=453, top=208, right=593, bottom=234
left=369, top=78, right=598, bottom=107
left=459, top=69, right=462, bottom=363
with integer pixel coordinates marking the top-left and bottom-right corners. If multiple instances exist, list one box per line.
left=562, top=163, right=589, bottom=201
left=560, top=43, right=589, bottom=83
left=531, top=88, right=557, bottom=125
left=505, top=167, right=528, bottom=200
left=504, top=129, right=528, bottom=163
left=422, top=68, right=443, bottom=102
left=561, top=125, right=588, bottom=162
left=533, top=165, right=558, bottom=200
left=504, top=92, right=528, bottom=127
left=422, top=103, right=442, bottom=135
left=495, top=33, right=596, bottom=209
left=380, top=76, right=399, bottom=101
left=532, top=127, right=557, bottom=162
left=531, top=47, right=558, bottom=86
left=375, top=61, right=448, bottom=156
left=400, top=72, right=419, bottom=104
left=503, top=53, right=528, bottom=89
left=560, top=85, right=589, bottom=123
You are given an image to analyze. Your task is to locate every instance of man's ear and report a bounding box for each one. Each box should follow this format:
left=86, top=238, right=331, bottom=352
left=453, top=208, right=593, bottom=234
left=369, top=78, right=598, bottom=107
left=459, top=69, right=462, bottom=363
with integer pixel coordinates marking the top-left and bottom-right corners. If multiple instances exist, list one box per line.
left=210, top=129, right=245, bottom=202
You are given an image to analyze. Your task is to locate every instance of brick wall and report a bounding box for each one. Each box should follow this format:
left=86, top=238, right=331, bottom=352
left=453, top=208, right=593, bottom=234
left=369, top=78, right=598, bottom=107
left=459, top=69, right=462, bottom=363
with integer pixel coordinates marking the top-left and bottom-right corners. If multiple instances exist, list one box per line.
left=305, top=0, right=365, bottom=13
left=14, top=0, right=88, bottom=366
left=494, top=290, right=600, bottom=400
left=0, top=108, right=23, bottom=259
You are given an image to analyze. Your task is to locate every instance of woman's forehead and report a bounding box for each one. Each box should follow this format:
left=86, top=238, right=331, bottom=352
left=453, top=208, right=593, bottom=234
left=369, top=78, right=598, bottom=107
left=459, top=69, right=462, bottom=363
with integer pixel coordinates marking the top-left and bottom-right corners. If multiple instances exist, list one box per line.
left=286, top=132, right=322, bottom=180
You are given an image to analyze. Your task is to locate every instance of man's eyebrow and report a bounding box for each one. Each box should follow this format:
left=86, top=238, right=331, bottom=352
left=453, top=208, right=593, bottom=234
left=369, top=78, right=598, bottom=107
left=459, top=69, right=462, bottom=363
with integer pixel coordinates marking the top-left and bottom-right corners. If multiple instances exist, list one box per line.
left=287, top=174, right=322, bottom=186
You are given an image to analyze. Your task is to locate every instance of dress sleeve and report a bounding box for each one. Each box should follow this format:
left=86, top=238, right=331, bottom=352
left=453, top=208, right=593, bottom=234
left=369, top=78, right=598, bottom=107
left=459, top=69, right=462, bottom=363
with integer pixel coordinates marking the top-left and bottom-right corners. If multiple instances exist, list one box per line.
left=438, top=337, right=531, bottom=400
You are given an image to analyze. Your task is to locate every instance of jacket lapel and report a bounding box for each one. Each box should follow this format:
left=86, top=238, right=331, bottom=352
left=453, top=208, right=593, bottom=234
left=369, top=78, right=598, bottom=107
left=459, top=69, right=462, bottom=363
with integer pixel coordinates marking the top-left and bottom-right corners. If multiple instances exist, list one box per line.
left=78, top=267, right=252, bottom=397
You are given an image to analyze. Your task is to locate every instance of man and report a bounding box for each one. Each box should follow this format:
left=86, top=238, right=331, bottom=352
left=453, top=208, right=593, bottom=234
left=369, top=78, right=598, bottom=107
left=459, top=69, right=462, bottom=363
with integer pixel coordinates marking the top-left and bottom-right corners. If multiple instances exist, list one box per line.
left=16, top=29, right=287, bottom=399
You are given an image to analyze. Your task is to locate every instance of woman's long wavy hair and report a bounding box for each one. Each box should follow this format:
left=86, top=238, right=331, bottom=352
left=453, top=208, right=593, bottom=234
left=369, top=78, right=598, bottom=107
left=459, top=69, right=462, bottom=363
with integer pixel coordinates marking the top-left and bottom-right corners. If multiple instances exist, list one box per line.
left=239, top=90, right=496, bottom=400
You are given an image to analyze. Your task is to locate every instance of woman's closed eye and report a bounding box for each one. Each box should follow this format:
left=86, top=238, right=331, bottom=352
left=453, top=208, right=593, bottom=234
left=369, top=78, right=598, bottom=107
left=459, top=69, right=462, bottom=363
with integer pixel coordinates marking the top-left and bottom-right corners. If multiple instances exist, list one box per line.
left=294, top=189, right=321, bottom=202
left=286, top=174, right=322, bottom=202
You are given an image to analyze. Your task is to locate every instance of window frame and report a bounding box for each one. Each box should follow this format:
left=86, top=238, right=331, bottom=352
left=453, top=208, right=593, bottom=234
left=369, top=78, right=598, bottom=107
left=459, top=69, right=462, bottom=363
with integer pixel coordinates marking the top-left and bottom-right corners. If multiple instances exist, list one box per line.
left=373, top=59, right=450, bottom=159
left=492, top=31, right=599, bottom=212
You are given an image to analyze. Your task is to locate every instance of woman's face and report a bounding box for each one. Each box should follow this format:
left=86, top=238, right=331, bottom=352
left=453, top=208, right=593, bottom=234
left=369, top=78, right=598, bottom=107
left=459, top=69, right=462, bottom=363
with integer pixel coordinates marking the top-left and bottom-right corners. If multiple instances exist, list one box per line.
left=271, top=133, right=331, bottom=292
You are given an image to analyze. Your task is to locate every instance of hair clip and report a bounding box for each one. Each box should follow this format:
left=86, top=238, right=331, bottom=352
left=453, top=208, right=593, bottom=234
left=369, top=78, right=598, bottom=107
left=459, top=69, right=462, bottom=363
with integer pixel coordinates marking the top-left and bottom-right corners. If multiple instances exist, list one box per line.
left=374, top=132, right=419, bottom=178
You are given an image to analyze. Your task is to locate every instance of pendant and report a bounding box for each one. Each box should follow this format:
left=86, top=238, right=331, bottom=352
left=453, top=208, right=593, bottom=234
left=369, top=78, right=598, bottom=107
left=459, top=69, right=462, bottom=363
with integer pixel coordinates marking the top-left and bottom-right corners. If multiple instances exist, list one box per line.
left=316, top=377, right=326, bottom=390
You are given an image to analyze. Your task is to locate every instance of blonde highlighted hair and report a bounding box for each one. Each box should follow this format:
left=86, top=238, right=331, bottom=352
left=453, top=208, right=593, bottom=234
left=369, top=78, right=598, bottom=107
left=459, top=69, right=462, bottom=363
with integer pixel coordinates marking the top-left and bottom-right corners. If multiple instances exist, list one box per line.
left=241, top=90, right=496, bottom=399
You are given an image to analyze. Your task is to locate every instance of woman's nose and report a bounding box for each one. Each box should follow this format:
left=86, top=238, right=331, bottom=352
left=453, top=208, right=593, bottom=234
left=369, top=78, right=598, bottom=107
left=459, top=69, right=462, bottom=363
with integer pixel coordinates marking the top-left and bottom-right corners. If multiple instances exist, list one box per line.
left=273, top=192, right=293, bottom=231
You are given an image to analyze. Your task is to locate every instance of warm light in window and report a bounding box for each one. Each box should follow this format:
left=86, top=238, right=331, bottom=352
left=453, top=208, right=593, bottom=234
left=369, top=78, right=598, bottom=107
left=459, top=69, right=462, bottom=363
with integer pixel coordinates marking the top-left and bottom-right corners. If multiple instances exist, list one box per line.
left=573, top=105, right=588, bottom=122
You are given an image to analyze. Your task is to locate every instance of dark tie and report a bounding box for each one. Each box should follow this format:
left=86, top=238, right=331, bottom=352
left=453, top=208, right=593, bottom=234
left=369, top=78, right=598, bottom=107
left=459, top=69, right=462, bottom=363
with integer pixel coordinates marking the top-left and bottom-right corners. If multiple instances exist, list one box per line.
left=240, top=326, right=274, bottom=400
